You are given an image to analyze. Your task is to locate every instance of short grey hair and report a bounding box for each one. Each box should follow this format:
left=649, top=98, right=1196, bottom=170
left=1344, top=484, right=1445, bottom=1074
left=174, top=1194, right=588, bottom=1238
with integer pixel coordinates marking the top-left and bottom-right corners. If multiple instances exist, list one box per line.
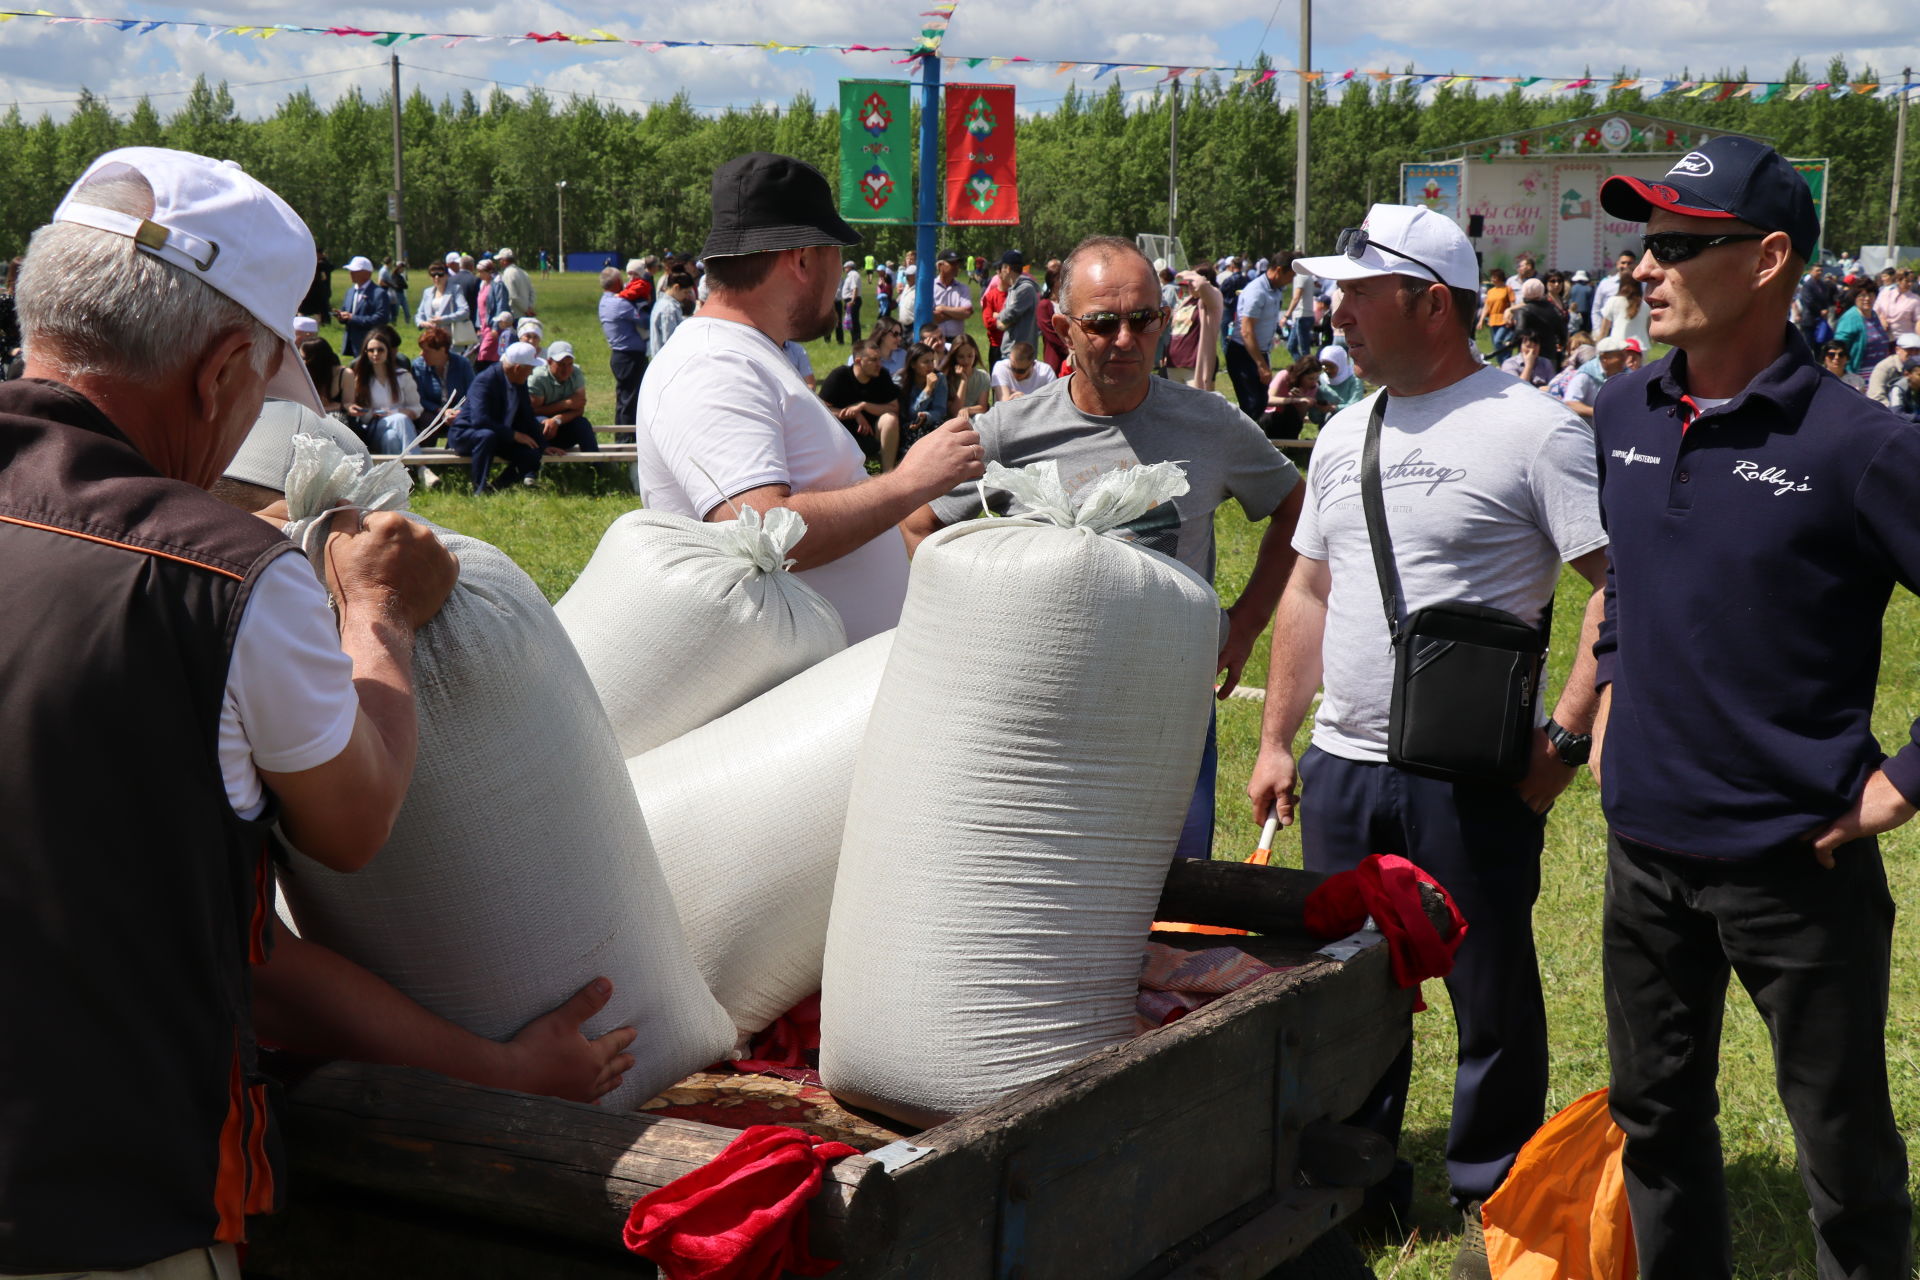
left=18, top=170, right=275, bottom=382
left=1056, top=235, right=1154, bottom=314
left=600, top=266, right=625, bottom=290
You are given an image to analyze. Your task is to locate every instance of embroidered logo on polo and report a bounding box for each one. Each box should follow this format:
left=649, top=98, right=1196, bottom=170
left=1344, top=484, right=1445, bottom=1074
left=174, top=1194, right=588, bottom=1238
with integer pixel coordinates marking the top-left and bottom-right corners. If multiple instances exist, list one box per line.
left=1316, top=449, right=1467, bottom=507
left=1733, top=460, right=1812, bottom=495
left=1670, top=152, right=1714, bottom=178
left=1611, top=446, right=1661, bottom=466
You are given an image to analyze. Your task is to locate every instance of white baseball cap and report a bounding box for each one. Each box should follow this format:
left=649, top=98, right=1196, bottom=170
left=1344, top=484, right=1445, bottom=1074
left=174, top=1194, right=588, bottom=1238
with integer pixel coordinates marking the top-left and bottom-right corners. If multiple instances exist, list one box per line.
left=292, top=315, right=319, bottom=335
left=497, top=247, right=516, bottom=259
left=516, top=317, right=543, bottom=334
left=345, top=255, right=374, bottom=273
left=1294, top=203, right=1479, bottom=293
left=53, top=146, right=324, bottom=412
left=444, top=251, right=461, bottom=265
left=546, top=340, right=575, bottom=361
left=501, top=341, right=540, bottom=368
left=625, top=258, right=646, bottom=275
left=1897, top=333, right=1920, bottom=350
left=1595, top=334, right=1630, bottom=353
left=225, top=398, right=367, bottom=492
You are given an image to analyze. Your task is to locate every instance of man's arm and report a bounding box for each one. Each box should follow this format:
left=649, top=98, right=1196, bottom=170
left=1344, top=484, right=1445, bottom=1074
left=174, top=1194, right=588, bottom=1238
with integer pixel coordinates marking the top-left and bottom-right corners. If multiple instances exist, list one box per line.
left=1217, top=485, right=1305, bottom=698
left=1240, top=312, right=1271, bottom=380
left=262, top=515, right=459, bottom=871
left=933, top=285, right=974, bottom=321
left=254, top=933, right=637, bottom=1103
left=1515, top=547, right=1608, bottom=814
left=1246, top=555, right=1331, bottom=827
left=712, top=418, right=984, bottom=571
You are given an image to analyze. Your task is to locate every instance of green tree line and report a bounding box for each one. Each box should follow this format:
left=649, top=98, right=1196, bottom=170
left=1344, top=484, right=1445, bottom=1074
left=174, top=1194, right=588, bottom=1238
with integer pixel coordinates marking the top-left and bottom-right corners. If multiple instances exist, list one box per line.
left=1, top=55, right=1912, bottom=270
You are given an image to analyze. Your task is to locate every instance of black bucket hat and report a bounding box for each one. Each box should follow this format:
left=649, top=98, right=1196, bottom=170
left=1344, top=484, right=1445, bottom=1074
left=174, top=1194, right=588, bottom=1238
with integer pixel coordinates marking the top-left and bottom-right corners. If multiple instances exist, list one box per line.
left=701, top=152, right=859, bottom=259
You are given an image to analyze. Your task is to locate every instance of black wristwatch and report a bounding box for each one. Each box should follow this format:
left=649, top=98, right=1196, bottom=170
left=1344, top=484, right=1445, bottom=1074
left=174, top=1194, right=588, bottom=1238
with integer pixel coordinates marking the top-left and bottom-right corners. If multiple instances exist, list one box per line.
left=1545, top=719, right=1592, bottom=767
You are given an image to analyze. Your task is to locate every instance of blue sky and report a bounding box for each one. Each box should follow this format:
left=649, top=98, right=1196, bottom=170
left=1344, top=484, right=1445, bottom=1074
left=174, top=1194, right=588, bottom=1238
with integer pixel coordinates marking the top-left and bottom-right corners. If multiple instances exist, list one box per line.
left=1, top=0, right=1915, bottom=122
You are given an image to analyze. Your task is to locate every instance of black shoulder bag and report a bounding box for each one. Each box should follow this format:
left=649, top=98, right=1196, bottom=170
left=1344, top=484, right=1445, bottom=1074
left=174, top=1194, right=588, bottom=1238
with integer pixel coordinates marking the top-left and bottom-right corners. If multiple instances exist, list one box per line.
left=1361, top=392, right=1549, bottom=785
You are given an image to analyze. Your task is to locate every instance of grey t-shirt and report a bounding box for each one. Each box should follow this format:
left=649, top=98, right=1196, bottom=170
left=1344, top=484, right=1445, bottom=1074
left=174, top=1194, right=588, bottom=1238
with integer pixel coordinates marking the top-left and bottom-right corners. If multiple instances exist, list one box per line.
left=928, top=375, right=1300, bottom=584
left=1294, top=366, right=1607, bottom=763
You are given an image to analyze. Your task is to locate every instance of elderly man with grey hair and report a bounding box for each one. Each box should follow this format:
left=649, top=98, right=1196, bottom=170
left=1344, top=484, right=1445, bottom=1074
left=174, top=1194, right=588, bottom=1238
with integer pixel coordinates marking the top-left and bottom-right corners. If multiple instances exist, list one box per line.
left=0, top=146, right=458, bottom=1276
left=599, top=264, right=648, bottom=427
left=496, top=246, right=536, bottom=318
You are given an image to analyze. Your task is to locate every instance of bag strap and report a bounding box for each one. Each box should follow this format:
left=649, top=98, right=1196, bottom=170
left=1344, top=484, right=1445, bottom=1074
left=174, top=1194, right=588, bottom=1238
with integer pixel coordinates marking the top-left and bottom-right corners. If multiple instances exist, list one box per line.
left=1360, top=390, right=1404, bottom=645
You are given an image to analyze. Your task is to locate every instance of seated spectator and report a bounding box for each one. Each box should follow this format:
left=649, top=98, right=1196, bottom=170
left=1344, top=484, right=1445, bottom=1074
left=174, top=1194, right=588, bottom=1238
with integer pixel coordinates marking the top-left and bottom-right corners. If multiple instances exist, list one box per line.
left=475, top=309, right=512, bottom=371
left=301, top=334, right=353, bottom=428
left=1502, top=334, right=1558, bottom=388
left=1822, top=341, right=1869, bottom=392
left=917, top=321, right=947, bottom=352
left=515, top=317, right=545, bottom=359
left=412, top=324, right=474, bottom=431
left=1867, top=332, right=1920, bottom=404
left=1891, top=363, right=1920, bottom=421
left=991, top=340, right=1058, bottom=402
left=1259, top=355, right=1322, bottom=440
left=1544, top=336, right=1625, bottom=419
left=898, top=341, right=948, bottom=452
left=862, top=317, right=908, bottom=378
left=449, top=341, right=544, bottom=493
left=944, top=333, right=992, bottom=414
left=1317, top=343, right=1366, bottom=410
left=818, top=338, right=902, bottom=468
left=527, top=341, right=600, bottom=454
left=347, top=324, right=424, bottom=455
left=650, top=272, right=694, bottom=356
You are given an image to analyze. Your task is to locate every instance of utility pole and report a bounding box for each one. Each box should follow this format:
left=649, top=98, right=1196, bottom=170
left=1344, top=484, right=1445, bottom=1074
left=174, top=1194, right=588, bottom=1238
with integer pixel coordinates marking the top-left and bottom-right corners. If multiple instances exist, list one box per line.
left=913, top=55, right=942, bottom=338
left=1168, top=75, right=1180, bottom=247
left=556, top=181, right=567, bottom=272
left=1889, top=68, right=1911, bottom=262
left=1294, top=0, right=1310, bottom=253
left=389, top=54, right=406, bottom=268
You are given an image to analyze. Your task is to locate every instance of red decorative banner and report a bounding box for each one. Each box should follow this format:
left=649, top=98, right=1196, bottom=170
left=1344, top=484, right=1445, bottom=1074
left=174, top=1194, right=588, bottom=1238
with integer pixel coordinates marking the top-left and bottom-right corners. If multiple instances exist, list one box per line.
left=944, top=83, right=1019, bottom=226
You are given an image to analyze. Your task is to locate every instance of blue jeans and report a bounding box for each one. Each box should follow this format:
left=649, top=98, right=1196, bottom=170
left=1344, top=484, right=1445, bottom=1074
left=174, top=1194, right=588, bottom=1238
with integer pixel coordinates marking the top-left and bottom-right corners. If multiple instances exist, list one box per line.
left=367, top=413, right=415, bottom=456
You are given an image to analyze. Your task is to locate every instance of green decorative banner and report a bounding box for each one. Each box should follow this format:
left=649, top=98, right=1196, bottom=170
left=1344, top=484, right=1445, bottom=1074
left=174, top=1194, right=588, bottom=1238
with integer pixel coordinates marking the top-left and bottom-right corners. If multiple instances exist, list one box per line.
left=839, top=79, right=913, bottom=224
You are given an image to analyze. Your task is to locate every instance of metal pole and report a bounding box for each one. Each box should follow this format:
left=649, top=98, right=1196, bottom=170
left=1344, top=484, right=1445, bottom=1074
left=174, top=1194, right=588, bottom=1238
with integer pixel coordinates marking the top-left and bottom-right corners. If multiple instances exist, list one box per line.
left=389, top=54, right=406, bottom=268
left=1294, top=0, right=1310, bottom=253
left=1168, top=76, right=1180, bottom=245
left=1889, top=68, right=1911, bottom=262
left=914, top=55, right=942, bottom=337
left=556, top=182, right=567, bottom=272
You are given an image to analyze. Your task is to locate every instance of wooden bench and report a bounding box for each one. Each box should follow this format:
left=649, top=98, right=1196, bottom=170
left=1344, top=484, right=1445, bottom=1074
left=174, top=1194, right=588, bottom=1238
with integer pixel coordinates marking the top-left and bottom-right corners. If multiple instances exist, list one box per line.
left=374, top=426, right=639, bottom=469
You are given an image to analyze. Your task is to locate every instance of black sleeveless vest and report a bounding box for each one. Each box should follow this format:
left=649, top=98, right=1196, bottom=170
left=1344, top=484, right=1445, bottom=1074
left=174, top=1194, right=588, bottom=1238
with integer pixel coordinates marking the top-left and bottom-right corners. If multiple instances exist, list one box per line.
left=0, top=379, right=297, bottom=1270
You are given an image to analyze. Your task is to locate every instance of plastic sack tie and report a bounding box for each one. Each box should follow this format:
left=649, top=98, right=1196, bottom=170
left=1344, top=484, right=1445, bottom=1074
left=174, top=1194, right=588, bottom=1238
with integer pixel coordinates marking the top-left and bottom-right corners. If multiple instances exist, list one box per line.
left=982, top=459, right=1189, bottom=535
left=710, top=504, right=807, bottom=574
left=281, top=433, right=412, bottom=562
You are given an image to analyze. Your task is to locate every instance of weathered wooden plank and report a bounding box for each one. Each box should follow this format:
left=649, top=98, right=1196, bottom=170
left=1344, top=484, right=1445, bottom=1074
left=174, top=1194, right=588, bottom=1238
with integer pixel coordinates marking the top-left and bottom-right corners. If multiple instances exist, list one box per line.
left=1160, top=1189, right=1363, bottom=1280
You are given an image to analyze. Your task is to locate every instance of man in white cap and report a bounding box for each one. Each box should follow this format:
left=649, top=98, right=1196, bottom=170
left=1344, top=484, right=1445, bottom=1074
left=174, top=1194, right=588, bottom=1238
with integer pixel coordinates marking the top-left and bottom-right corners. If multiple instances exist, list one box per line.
left=335, top=253, right=393, bottom=356
left=1246, top=203, right=1609, bottom=1273
left=450, top=339, right=546, bottom=492
left=0, top=146, right=458, bottom=1274
left=528, top=340, right=598, bottom=454
left=1867, top=330, right=1920, bottom=405
left=496, top=247, right=536, bottom=318
left=293, top=314, right=320, bottom=340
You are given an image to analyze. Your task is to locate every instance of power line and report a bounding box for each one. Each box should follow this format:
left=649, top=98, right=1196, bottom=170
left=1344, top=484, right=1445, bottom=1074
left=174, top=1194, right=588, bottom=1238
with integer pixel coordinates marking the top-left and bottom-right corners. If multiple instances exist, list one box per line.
left=1, top=60, right=387, bottom=108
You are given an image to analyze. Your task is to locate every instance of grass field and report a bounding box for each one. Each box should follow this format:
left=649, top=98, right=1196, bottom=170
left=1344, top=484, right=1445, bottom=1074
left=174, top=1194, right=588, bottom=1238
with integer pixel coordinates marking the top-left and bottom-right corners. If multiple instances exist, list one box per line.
left=402, top=271, right=1920, bottom=1279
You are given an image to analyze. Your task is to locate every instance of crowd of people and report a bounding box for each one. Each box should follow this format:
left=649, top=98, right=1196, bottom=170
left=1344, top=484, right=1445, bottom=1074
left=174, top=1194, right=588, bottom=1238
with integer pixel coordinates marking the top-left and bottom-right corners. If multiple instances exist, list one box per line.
left=8, top=130, right=1920, bottom=1280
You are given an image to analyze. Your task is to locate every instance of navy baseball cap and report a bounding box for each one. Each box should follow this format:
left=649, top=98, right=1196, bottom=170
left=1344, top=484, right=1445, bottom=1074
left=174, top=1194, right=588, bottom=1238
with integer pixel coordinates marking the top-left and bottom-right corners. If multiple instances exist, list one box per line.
left=1601, top=136, right=1820, bottom=262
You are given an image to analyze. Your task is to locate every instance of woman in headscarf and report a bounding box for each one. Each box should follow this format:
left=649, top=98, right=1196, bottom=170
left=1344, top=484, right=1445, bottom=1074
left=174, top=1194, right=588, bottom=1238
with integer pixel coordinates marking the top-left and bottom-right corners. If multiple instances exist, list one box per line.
left=1316, top=343, right=1367, bottom=413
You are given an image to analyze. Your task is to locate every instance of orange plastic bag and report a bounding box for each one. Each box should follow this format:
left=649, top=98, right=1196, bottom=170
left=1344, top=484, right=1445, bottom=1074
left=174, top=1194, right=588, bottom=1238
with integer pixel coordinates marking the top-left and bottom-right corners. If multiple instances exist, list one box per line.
left=1482, top=1087, right=1635, bottom=1280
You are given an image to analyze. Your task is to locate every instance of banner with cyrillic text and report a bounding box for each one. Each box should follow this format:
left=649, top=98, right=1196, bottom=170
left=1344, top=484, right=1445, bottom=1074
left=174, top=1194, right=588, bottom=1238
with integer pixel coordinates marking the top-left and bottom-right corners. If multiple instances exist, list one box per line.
left=944, top=83, right=1019, bottom=226
left=839, top=79, right=913, bottom=223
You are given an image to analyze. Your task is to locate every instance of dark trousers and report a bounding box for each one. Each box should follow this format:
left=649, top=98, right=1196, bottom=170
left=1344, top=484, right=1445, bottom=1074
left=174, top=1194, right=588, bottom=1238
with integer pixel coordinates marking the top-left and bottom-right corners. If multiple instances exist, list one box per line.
left=448, top=426, right=541, bottom=493
left=830, top=299, right=846, bottom=343
left=846, top=296, right=863, bottom=342
left=547, top=414, right=599, bottom=452
left=1172, top=708, right=1218, bottom=860
left=1603, top=834, right=1910, bottom=1280
left=609, top=349, right=646, bottom=428
left=1298, top=745, right=1548, bottom=1208
left=1224, top=340, right=1268, bottom=422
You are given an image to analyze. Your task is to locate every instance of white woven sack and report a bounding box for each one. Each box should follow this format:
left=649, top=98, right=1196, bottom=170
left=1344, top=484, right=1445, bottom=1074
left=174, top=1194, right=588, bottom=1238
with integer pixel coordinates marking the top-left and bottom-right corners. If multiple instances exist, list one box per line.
left=629, top=629, right=896, bottom=1044
left=554, top=507, right=848, bottom=758
left=273, top=436, right=736, bottom=1109
left=819, top=461, right=1221, bottom=1126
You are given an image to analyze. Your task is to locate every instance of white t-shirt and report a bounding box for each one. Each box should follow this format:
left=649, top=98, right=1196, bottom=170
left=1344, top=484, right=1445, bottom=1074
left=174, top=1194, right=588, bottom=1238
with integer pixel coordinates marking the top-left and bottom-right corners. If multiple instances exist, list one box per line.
left=1600, top=295, right=1653, bottom=350
left=839, top=269, right=861, bottom=302
left=219, top=555, right=360, bottom=818
left=1293, top=368, right=1608, bottom=762
left=990, top=358, right=1057, bottom=397
left=633, top=316, right=910, bottom=643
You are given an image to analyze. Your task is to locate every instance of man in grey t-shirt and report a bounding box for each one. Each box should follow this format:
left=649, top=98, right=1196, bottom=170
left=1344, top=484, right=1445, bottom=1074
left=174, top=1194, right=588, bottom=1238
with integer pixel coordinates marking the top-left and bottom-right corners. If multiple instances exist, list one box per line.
left=1246, top=204, right=1607, bottom=1272
left=906, top=235, right=1303, bottom=860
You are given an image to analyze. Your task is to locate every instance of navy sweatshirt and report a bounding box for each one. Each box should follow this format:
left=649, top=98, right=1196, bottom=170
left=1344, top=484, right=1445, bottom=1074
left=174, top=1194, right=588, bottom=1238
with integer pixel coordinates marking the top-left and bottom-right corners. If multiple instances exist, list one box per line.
left=1593, top=327, right=1920, bottom=860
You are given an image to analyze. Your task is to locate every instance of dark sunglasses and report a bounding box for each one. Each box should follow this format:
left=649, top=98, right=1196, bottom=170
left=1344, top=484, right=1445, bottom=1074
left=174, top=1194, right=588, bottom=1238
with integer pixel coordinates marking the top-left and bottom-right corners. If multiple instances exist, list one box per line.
left=1640, top=232, right=1767, bottom=265
left=1064, top=307, right=1165, bottom=337
left=1335, top=227, right=1445, bottom=286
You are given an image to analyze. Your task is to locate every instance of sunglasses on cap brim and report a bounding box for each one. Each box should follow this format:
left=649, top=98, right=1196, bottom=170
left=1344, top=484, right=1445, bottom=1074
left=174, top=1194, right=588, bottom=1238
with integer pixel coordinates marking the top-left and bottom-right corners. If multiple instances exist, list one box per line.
left=1639, top=231, right=1768, bottom=265
left=1335, top=227, right=1445, bottom=286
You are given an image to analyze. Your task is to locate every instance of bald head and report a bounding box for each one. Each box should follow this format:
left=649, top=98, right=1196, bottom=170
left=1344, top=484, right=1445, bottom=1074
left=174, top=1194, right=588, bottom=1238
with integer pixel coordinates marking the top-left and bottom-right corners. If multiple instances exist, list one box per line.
left=1057, top=235, right=1155, bottom=314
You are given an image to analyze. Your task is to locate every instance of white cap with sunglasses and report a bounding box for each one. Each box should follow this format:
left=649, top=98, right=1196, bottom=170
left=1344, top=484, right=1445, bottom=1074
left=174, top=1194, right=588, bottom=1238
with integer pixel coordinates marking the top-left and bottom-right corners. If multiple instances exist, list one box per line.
left=1293, top=203, right=1480, bottom=293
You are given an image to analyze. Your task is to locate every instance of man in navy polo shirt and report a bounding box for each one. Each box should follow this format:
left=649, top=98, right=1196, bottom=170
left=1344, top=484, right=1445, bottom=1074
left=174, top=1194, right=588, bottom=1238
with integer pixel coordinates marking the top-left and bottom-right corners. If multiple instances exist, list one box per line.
left=1593, top=137, right=1918, bottom=1279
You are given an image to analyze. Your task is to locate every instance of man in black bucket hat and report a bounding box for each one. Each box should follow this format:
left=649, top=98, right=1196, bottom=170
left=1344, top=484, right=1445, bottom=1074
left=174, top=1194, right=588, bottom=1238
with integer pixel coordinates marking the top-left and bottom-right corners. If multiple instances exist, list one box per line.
left=1592, top=134, right=1916, bottom=1278
left=631, top=152, right=983, bottom=642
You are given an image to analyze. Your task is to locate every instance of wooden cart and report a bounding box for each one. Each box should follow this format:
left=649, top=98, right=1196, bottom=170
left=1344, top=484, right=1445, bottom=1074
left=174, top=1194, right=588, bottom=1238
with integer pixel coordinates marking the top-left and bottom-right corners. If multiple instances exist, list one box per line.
left=246, top=860, right=1432, bottom=1280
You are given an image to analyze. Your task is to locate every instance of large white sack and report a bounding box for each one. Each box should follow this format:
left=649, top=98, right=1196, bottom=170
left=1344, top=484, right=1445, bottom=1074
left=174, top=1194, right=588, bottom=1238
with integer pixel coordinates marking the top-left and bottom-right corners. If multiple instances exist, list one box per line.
left=273, top=437, right=736, bottom=1109
left=630, top=630, right=895, bottom=1043
left=819, top=462, right=1220, bottom=1126
left=554, top=507, right=848, bottom=758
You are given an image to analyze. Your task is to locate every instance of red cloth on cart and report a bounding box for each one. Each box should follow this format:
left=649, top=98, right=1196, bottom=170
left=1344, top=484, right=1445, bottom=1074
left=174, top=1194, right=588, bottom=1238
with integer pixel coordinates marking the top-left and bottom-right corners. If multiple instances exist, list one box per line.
left=622, top=1123, right=859, bottom=1280
left=1303, top=853, right=1468, bottom=1007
